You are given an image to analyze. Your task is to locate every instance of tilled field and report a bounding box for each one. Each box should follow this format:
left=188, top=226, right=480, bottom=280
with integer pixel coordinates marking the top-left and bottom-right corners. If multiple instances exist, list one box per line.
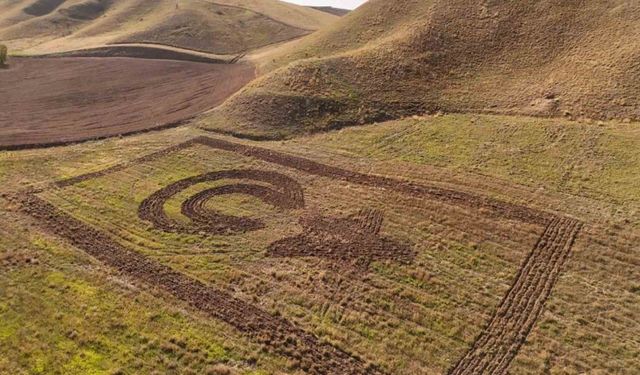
left=11, top=136, right=584, bottom=374
left=0, top=58, right=254, bottom=150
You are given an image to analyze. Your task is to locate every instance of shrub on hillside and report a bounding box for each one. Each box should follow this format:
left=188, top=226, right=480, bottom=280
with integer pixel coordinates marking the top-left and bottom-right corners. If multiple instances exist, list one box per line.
left=0, top=44, right=7, bottom=66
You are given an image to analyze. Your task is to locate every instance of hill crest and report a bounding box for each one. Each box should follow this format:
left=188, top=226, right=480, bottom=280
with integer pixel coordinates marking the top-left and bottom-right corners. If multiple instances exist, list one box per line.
left=202, top=0, right=640, bottom=138
left=0, top=0, right=338, bottom=54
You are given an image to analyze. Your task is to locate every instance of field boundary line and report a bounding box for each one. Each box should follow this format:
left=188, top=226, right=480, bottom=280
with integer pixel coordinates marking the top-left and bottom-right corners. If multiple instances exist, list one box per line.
left=15, top=136, right=583, bottom=374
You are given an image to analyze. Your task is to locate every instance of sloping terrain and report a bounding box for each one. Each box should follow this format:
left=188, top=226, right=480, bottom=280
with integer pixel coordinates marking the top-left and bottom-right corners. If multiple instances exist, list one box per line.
left=309, top=6, right=350, bottom=17
left=0, top=57, right=254, bottom=149
left=0, top=0, right=338, bottom=54
left=1, top=1, right=639, bottom=374
left=202, top=0, right=640, bottom=138
left=1, top=114, right=638, bottom=374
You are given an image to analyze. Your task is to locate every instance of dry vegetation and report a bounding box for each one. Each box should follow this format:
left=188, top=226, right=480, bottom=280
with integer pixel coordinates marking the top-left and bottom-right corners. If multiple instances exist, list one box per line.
left=0, top=0, right=338, bottom=54
left=1, top=1, right=639, bottom=374
left=1, top=115, right=638, bottom=373
left=202, top=0, right=640, bottom=138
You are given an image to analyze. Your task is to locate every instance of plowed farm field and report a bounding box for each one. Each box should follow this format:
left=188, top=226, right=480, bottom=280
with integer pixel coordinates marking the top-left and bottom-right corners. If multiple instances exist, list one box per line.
left=0, top=57, right=254, bottom=150
left=7, top=114, right=636, bottom=374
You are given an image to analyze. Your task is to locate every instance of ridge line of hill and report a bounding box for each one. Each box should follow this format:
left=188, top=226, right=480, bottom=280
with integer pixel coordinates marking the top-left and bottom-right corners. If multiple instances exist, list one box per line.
left=208, top=1, right=316, bottom=32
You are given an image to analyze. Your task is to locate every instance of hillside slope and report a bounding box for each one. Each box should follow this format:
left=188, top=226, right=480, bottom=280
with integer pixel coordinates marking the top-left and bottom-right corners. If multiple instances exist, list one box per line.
left=202, top=0, right=640, bottom=138
left=0, top=0, right=338, bottom=54
left=309, top=6, right=350, bottom=17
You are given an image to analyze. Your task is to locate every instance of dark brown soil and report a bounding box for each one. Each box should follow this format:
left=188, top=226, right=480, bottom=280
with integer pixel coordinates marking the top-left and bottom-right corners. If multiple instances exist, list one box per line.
left=193, top=137, right=552, bottom=226
left=268, top=208, right=415, bottom=268
left=17, top=136, right=583, bottom=374
left=0, top=58, right=254, bottom=150
left=139, top=169, right=305, bottom=235
left=14, top=193, right=378, bottom=375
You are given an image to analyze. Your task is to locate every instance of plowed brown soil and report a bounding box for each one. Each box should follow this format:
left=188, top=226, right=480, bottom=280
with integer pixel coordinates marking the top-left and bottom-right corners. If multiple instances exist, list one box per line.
left=194, top=137, right=552, bottom=226
left=268, top=208, right=415, bottom=268
left=138, top=169, right=305, bottom=235
left=0, top=58, right=254, bottom=150
left=16, top=136, right=583, bottom=374
left=15, top=193, right=378, bottom=375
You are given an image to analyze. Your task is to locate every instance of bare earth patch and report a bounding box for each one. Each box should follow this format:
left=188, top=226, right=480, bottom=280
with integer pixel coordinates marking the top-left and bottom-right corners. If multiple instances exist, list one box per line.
left=0, top=57, right=254, bottom=150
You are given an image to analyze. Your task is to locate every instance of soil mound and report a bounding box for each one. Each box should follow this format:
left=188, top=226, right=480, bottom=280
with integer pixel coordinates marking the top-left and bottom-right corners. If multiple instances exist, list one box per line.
left=203, top=0, right=640, bottom=138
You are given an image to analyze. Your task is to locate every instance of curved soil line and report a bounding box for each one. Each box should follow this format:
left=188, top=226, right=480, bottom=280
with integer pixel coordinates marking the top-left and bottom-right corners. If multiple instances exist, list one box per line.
left=14, top=193, right=378, bottom=375
left=182, top=184, right=268, bottom=233
left=138, top=169, right=304, bottom=235
left=193, top=137, right=553, bottom=226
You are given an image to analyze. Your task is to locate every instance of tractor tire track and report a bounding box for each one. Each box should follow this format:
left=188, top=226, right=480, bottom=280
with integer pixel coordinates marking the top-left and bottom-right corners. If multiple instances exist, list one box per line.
left=449, top=217, right=582, bottom=375
left=26, top=136, right=583, bottom=374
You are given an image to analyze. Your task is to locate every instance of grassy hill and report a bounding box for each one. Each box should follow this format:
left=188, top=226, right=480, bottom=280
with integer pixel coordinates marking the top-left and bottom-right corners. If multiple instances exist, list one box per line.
left=201, top=0, right=640, bottom=138
left=0, top=0, right=338, bottom=54
left=309, top=6, right=350, bottom=17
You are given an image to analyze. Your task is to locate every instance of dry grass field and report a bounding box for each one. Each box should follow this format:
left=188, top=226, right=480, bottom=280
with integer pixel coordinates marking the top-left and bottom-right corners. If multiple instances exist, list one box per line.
left=0, top=0, right=337, bottom=54
left=1, top=1, right=639, bottom=374
left=2, top=114, right=638, bottom=374
left=205, top=0, right=640, bottom=138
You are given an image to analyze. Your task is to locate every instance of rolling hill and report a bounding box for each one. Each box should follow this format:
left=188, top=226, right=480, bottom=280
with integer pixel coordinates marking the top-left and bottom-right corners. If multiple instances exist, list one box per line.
left=201, top=0, right=640, bottom=138
left=309, top=6, right=350, bottom=17
left=1, top=1, right=639, bottom=374
left=0, top=0, right=338, bottom=54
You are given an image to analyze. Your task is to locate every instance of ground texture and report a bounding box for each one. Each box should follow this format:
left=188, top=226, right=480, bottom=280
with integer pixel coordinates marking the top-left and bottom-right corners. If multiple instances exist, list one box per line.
left=204, top=0, right=640, bottom=138
left=3, top=113, right=637, bottom=374
left=0, top=57, right=254, bottom=149
left=0, top=0, right=337, bottom=54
